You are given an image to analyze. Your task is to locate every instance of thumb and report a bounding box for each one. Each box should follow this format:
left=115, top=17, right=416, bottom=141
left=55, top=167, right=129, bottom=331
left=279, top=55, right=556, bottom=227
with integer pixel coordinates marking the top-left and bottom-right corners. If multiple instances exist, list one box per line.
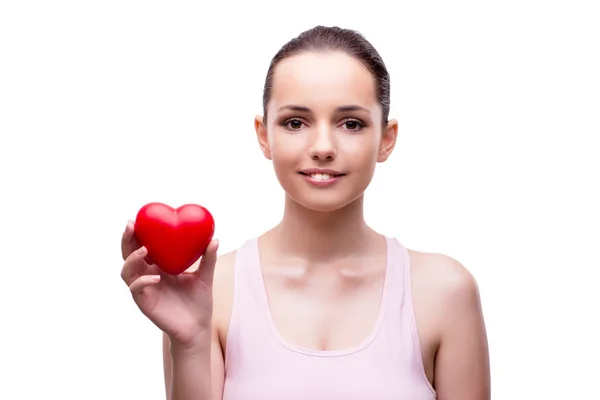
left=196, top=239, right=219, bottom=287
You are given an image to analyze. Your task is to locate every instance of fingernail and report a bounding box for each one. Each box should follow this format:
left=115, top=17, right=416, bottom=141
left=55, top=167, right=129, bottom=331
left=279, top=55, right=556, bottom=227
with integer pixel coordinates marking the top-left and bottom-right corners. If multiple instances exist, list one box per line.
left=137, top=246, right=147, bottom=255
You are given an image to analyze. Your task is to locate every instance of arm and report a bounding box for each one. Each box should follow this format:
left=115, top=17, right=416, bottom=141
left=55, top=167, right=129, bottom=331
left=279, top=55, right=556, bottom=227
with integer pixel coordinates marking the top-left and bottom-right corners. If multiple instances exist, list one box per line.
left=163, top=328, right=225, bottom=400
left=434, top=260, right=491, bottom=400
left=163, top=252, right=235, bottom=400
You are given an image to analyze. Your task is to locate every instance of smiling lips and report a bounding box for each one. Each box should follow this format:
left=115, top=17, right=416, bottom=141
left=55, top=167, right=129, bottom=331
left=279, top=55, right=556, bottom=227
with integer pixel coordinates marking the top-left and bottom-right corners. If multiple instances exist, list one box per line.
left=299, top=168, right=345, bottom=186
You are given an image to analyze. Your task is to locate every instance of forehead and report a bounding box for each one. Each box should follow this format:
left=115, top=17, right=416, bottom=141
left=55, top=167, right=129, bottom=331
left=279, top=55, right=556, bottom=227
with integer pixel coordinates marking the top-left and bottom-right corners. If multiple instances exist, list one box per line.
left=270, top=51, right=378, bottom=113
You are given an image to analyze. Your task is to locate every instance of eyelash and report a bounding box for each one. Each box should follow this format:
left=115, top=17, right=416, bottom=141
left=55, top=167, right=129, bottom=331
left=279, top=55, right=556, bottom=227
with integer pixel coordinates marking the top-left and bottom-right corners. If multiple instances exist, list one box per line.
left=282, top=118, right=365, bottom=132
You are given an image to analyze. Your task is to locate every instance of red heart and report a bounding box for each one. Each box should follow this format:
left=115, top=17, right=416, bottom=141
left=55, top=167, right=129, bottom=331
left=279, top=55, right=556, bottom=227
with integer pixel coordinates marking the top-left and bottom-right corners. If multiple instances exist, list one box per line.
left=134, top=202, right=215, bottom=275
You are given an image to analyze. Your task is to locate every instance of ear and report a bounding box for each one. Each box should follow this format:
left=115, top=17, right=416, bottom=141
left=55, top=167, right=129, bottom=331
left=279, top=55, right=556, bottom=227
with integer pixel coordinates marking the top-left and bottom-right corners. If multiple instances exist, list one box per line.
left=377, top=118, right=398, bottom=162
left=254, top=115, right=271, bottom=160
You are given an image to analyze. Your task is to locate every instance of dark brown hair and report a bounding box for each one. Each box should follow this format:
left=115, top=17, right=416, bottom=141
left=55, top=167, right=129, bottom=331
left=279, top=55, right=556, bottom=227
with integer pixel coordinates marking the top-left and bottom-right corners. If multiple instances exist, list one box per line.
left=262, top=25, right=391, bottom=125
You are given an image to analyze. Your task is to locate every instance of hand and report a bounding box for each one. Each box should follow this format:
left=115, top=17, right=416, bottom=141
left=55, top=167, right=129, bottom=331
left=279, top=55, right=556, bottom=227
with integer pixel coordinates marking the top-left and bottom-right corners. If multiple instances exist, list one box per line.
left=121, top=219, right=141, bottom=261
left=120, top=220, right=219, bottom=347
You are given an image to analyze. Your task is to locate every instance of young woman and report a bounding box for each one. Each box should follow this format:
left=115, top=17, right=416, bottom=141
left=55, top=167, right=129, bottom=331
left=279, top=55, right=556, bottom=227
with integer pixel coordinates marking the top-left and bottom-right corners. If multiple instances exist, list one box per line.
left=120, top=25, right=491, bottom=400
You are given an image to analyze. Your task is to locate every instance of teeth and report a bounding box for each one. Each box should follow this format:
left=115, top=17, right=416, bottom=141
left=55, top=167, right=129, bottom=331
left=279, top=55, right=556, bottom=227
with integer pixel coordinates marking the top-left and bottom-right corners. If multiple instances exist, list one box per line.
left=310, top=173, right=332, bottom=180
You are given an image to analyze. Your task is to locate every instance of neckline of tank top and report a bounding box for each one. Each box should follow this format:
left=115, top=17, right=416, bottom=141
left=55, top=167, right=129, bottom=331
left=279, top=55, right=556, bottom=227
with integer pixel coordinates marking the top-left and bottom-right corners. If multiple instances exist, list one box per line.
left=248, top=235, right=400, bottom=358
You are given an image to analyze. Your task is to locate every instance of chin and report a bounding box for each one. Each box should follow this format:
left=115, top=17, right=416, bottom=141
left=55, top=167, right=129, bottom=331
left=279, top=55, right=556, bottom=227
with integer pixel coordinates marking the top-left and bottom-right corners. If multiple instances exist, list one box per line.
left=275, top=170, right=372, bottom=213
left=287, top=190, right=364, bottom=213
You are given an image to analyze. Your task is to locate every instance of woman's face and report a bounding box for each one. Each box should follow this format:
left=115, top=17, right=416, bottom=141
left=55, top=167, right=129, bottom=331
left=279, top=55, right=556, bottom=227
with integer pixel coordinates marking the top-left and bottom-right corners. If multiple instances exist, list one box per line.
left=256, top=51, right=398, bottom=212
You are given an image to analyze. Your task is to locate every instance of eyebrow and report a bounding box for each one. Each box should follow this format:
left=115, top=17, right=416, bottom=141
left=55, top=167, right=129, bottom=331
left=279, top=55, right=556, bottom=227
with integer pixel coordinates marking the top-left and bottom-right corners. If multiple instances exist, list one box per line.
left=277, top=104, right=371, bottom=113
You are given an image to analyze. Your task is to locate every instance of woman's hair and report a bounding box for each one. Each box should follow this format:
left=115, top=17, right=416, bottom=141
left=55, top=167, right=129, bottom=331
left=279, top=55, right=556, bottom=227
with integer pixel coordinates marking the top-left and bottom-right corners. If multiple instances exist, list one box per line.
left=262, top=25, right=391, bottom=126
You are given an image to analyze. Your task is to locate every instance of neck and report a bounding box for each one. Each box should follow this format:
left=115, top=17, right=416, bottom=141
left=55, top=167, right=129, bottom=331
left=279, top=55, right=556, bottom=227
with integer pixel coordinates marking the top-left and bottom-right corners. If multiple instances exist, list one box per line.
left=268, top=194, right=377, bottom=262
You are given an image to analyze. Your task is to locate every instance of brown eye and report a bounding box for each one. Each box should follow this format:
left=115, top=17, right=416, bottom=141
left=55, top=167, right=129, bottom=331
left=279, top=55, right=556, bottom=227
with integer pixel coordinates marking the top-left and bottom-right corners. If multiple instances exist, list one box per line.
left=284, top=118, right=304, bottom=130
left=342, top=119, right=364, bottom=132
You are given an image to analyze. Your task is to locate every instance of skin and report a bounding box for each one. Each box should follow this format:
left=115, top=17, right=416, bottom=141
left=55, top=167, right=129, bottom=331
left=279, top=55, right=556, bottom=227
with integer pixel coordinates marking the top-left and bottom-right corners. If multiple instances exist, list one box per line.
left=122, top=51, right=491, bottom=400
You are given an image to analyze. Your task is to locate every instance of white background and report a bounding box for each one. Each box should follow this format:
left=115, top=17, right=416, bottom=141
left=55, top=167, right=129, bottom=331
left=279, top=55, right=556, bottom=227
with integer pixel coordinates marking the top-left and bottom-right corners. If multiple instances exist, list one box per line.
left=1, top=1, right=598, bottom=399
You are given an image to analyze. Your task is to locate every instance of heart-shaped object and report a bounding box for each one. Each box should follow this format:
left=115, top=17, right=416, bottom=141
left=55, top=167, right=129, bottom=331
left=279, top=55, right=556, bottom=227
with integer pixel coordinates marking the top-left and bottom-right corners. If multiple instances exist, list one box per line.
left=134, top=202, right=215, bottom=275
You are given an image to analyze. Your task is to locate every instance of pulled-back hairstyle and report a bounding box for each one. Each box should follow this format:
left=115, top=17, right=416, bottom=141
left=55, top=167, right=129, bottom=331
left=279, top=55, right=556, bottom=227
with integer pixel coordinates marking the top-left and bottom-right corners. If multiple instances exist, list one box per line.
left=262, top=25, right=391, bottom=125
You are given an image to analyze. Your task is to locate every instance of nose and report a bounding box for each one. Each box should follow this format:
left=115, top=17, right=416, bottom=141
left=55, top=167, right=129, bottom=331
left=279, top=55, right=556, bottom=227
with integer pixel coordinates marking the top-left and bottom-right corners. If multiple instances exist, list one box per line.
left=308, top=124, right=337, bottom=161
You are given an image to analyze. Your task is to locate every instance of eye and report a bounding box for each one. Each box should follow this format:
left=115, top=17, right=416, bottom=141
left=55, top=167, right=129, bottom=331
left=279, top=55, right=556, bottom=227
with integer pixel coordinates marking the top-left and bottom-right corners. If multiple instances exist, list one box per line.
left=341, top=119, right=365, bottom=132
left=283, top=118, right=305, bottom=131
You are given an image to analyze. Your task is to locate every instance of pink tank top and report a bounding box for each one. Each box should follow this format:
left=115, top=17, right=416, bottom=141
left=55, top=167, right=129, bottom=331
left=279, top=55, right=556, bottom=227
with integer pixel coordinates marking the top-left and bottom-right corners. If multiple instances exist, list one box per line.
left=222, top=236, right=437, bottom=399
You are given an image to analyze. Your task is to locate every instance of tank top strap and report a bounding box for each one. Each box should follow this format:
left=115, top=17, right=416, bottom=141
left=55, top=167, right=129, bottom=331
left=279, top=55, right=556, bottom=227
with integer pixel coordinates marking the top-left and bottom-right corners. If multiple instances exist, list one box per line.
left=232, top=237, right=268, bottom=307
left=232, top=237, right=258, bottom=279
left=382, top=236, right=408, bottom=306
left=381, top=236, right=415, bottom=320
left=225, top=238, right=271, bottom=370
left=385, top=237, right=437, bottom=397
left=388, top=236, right=414, bottom=310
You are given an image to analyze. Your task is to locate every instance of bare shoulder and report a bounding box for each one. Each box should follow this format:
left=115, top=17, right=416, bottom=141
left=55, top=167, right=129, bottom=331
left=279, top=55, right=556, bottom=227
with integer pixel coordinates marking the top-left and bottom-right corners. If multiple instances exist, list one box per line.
left=408, top=249, right=490, bottom=399
left=212, top=250, right=238, bottom=354
left=406, top=249, right=482, bottom=369
left=213, top=250, right=237, bottom=289
left=408, top=249, right=481, bottom=308
left=213, top=250, right=237, bottom=314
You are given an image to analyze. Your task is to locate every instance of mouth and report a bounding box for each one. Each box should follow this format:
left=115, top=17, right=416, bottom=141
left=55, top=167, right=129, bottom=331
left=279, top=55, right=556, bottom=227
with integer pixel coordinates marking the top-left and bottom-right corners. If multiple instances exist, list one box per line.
left=299, top=172, right=343, bottom=181
left=298, top=169, right=346, bottom=185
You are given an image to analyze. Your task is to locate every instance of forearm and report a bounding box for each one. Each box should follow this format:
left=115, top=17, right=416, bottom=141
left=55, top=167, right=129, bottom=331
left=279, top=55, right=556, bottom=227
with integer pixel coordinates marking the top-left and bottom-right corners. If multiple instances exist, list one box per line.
left=169, top=333, right=212, bottom=400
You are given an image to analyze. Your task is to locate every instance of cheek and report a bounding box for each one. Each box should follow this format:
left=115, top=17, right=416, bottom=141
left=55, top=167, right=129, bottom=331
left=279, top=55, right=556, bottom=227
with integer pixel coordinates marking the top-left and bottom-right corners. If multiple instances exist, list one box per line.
left=343, top=136, right=380, bottom=165
left=269, top=132, right=302, bottom=165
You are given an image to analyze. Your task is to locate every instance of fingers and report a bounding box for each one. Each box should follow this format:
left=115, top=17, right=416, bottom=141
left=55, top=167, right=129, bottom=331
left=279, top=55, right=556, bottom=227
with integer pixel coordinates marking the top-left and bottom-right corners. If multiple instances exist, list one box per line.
left=120, top=246, right=149, bottom=286
left=196, top=239, right=219, bottom=287
left=129, top=274, right=161, bottom=295
left=121, top=220, right=139, bottom=261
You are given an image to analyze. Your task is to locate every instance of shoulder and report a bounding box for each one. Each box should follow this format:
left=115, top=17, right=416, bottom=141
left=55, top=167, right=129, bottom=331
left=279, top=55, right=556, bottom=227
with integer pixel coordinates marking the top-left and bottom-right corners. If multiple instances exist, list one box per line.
left=211, top=248, right=241, bottom=354
left=407, top=249, right=484, bottom=339
left=212, top=249, right=237, bottom=317
left=214, top=249, right=237, bottom=285
left=407, top=249, right=490, bottom=397
left=408, top=249, right=481, bottom=306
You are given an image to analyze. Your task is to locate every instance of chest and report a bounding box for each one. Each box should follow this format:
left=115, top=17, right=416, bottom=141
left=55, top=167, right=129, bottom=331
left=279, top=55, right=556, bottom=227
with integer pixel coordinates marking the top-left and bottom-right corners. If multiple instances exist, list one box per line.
left=263, top=266, right=386, bottom=352
left=219, top=241, right=439, bottom=399
left=223, top=360, right=436, bottom=400
left=223, top=305, right=436, bottom=400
